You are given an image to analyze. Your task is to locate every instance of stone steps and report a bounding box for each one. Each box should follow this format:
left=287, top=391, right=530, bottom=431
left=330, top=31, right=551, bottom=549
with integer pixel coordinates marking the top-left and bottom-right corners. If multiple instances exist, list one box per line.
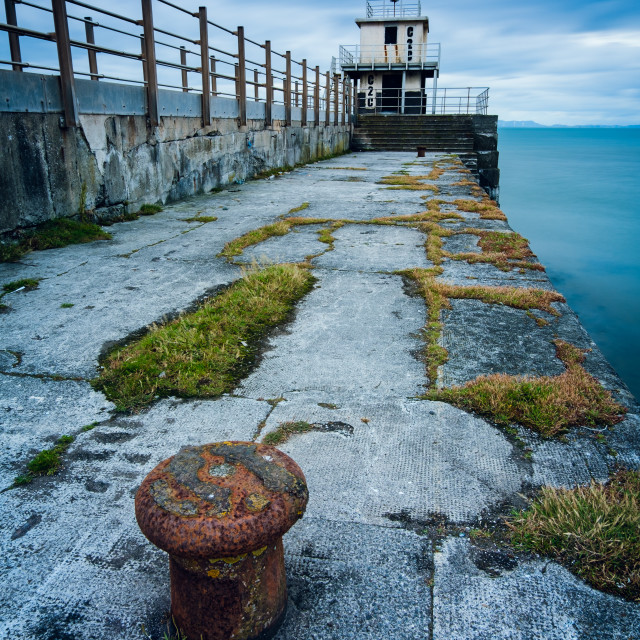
left=352, top=115, right=478, bottom=154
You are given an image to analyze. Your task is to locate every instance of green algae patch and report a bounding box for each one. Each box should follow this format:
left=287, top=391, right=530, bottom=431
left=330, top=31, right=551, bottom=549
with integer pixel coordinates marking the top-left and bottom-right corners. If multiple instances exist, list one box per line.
left=94, top=264, right=316, bottom=412
left=1, top=219, right=111, bottom=262
left=426, top=341, right=626, bottom=437
left=509, top=469, right=640, bottom=601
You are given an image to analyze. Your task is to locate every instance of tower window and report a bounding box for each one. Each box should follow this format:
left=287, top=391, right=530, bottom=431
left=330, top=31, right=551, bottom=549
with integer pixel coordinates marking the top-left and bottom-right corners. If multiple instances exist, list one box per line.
left=385, top=26, right=398, bottom=45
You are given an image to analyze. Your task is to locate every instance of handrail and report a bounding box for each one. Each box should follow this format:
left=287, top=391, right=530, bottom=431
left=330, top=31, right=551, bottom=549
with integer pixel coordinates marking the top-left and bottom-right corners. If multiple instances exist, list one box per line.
left=339, top=43, right=441, bottom=68
left=365, top=1, right=422, bottom=18
left=357, top=87, right=489, bottom=115
left=0, top=0, right=353, bottom=128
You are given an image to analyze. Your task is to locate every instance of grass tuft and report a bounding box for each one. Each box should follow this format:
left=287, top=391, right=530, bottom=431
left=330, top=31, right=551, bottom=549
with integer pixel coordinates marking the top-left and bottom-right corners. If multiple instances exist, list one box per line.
left=378, top=172, right=440, bottom=193
left=94, top=264, right=315, bottom=411
left=138, top=203, right=163, bottom=215
left=218, top=217, right=334, bottom=259
left=509, top=470, right=640, bottom=601
left=1, top=219, right=111, bottom=262
left=2, top=278, right=40, bottom=294
left=262, top=421, right=313, bottom=445
left=453, top=198, right=507, bottom=221
left=181, top=215, right=218, bottom=223
left=16, top=435, right=75, bottom=484
left=60, top=302, right=74, bottom=309
left=427, top=340, right=626, bottom=437
left=288, top=202, right=310, bottom=214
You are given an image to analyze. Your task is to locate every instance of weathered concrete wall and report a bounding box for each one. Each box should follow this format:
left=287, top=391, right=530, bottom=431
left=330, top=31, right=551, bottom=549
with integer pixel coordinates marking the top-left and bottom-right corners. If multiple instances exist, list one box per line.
left=0, top=112, right=351, bottom=234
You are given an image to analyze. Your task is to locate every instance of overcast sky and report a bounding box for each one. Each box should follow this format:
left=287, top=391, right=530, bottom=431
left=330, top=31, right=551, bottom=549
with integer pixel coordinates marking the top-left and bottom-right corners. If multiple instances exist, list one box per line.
left=3, top=0, right=639, bottom=125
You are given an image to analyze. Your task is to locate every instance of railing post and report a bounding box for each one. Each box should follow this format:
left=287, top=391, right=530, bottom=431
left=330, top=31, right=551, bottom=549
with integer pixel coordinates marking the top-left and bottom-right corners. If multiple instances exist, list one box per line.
left=301, top=59, right=307, bottom=127
left=210, top=56, right=217, bottom=96
left=264, top=41, right=272, bottom=126
left=352, top=77, right=358, bottom=125
left=341, top=76, right=347, bottom=125
left=141, top=0, right=159, bottom=126
left=5, top=0, right=22, bottom=71
left=51, top=0, right=78, bottom=127
left=180, top=46, right=188, bottom=92
left=236, top=25, right=247, bottom=126
left=284, top=51, right=291, bottom=126
left=199, top=7, right=210, bottom=126
left=333, top=73, right=339, bottom=126
left=466, top=87, right=470, bottom=114
left=254, top=69, right=259, bottom=101
left=84, top=16, right=98, bottom=81
left=140, top=34, right=147, bottom=84
left=314, top=66, right=320, bottom=127
left=325, top=71, right=330, bottom=126
left=431, top=74, right=438, bottom=115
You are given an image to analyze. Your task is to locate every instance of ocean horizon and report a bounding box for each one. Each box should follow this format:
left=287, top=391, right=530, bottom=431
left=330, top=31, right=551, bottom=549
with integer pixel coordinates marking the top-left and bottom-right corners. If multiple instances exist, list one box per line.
left=497, top=127, right=640, bottom=401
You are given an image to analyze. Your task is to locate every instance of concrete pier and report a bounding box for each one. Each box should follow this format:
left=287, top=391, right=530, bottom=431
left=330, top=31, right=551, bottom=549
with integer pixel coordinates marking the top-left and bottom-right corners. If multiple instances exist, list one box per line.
left=1, top=152, right=638, bottom=639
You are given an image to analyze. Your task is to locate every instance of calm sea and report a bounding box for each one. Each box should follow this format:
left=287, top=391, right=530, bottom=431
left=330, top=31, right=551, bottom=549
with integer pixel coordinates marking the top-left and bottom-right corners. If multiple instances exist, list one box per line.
left=497, top=128, right=640, bottom=400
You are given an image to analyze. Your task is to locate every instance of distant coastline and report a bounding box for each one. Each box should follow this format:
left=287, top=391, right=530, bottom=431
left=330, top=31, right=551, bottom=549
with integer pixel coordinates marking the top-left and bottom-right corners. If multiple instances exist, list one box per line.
left=499, top=120, right=640, bottom=129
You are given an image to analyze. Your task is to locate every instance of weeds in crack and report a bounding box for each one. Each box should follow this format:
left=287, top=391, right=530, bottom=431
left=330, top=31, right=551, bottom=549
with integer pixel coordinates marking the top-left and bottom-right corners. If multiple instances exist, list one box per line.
left=426, top=340, right=626, bottom=437
left=509, top=469, right=640, bottom=601
left=94, top=264, right=316, bottom=412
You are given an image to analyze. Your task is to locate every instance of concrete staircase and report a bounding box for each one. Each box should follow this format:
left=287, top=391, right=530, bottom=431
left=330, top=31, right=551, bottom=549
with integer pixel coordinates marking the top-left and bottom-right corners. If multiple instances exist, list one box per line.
left=350, top=113, right=500, bottom=200
left=352, top=114, right=476, bottom=154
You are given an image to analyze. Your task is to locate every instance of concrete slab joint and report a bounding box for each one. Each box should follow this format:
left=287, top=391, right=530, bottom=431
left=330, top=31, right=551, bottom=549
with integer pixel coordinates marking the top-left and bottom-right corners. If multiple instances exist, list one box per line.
left=0, top=150, right=638, bottom=640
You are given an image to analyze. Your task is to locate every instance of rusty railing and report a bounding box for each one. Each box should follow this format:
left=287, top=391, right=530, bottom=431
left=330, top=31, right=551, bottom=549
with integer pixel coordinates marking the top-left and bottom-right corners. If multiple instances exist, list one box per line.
left=0, top=0, right=352, bottom=127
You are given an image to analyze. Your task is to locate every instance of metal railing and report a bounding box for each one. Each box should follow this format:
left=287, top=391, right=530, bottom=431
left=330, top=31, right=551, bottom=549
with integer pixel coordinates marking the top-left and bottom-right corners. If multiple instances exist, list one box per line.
left=358, top=87, right=489, bottom=115
left=339, top=43, right=440, bottom=68
left=365, top=1, right=422, bottom=18
left=0, top=0, right=354, bottom=128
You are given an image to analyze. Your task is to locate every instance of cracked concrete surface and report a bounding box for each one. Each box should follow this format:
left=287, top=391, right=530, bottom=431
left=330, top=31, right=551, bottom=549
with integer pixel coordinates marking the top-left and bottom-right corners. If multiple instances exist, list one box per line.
left=1, top=152, right=638, bottom=639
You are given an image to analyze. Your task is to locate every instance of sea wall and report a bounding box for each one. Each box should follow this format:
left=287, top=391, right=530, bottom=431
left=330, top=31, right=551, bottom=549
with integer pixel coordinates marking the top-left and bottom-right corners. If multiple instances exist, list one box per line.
left=469, top=115, right=500, bottom=200
left=0, top=71, right=351, bottom=234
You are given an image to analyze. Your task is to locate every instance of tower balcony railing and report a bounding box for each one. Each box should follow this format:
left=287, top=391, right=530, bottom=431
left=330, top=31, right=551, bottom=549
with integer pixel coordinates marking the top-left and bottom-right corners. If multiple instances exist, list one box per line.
left=339, top=43, right=440, bottom=69
left=358, top=87, right=490, bottom=115
left=365, top=1, right=422, bottom=18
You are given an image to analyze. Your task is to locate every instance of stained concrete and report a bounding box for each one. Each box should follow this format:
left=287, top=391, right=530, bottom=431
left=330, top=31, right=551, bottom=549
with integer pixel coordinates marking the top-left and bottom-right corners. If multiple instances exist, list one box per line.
left=0, top=108, right=350, bottom=234
left=0, top=152, right=638, bottom=639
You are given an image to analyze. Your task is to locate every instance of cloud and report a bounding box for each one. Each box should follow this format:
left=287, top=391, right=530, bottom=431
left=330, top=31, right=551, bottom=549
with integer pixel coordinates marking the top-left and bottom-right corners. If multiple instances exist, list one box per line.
left=1, top=0, right=639, bottom=124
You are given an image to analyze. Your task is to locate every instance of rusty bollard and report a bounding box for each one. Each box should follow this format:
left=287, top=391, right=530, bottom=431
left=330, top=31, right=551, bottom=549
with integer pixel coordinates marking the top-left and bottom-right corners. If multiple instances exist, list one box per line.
left=135, top=441, right=308, bottom=640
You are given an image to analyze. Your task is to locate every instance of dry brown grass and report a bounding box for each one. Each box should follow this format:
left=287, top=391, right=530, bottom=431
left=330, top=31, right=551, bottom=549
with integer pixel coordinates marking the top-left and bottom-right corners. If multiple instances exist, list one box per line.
left=509, top=470, right=640, bottom=601
left=401, top=269, right=567, bottom=387
left=378, top=172, right=440, bottom=193
left=219, top=217, right=333, bottom=258
left=371, top=211, right=463, bottom=225
left=427, top=341, right=626, bottom=437
left=453, top=198, right=507, bottom=220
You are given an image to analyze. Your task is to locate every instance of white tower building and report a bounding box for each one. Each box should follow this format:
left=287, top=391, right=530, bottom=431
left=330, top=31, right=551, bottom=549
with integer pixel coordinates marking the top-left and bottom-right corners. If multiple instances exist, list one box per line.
left=339, top=0, right=440, bottom=114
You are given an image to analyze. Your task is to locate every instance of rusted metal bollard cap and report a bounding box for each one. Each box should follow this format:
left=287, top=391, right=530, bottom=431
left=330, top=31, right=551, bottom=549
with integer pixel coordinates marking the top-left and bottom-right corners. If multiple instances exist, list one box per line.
left=135, top=441, right=308, bottom=559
